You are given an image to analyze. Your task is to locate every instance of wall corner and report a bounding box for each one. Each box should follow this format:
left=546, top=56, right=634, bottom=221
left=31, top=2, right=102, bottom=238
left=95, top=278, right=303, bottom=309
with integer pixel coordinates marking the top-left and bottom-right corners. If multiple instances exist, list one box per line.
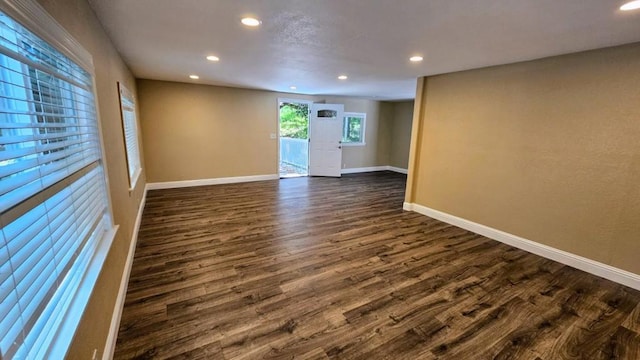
left=404, top=77, right=426, bottom=204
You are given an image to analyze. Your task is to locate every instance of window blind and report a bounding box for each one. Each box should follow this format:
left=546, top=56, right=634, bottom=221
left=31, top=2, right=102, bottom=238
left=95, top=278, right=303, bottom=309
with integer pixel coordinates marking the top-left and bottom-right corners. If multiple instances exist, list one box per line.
left=0, top=9, right=112, bottom=360
left=118, top=85, right=141, bottom=188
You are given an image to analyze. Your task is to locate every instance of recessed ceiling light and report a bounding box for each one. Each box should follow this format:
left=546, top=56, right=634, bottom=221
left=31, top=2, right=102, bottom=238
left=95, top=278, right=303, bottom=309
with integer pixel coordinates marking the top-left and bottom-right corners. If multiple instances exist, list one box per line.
left=410, top=56, right=424, bottom=62
left=189, top=75, right=199, bottom=79
left=620, top=0, right=640, bottom=10
left=290, top=86, right=297, bottom=90
left=338, top=75, right=348, bottom=80
left=206, top=55, right=220, bottom=62
left=241, top=17, right=261, bottom=27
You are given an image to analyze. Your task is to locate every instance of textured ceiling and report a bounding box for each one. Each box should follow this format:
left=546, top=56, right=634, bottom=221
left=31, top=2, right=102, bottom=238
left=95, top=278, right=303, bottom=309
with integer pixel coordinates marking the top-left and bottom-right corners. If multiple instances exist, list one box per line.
left=87, top=0, right=640, bottom=100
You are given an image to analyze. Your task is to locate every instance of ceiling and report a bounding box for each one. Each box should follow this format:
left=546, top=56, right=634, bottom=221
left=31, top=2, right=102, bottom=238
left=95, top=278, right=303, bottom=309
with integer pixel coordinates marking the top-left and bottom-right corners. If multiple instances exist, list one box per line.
left=87, top=0, right=640, bottom=100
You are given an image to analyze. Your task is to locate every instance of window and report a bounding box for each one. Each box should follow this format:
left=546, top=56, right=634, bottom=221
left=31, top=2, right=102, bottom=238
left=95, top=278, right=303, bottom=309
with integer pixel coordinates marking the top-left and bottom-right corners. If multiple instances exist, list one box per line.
left=0, top=3, right=115, bottom=359
left=342, top=112, right=366, bottom=145
left=118, top=83, right=141, bottom=189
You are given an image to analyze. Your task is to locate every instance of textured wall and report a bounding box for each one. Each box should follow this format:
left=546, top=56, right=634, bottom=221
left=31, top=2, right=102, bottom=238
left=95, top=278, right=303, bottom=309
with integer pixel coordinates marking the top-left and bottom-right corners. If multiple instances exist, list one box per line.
left=137, top=80, right=281, bottom=181
left=389, top=101, right=413, bottom=169
left=409, top=43, right=640, bottom=275
left=321, top=96, right=394, bottom=170
left=137, top=80, right=398, bottom=183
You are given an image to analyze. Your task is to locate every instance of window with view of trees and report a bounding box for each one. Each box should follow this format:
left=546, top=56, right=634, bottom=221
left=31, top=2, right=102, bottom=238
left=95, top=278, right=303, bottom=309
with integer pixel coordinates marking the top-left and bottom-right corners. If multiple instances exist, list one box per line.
left=342, top=112, right=366, bottom=145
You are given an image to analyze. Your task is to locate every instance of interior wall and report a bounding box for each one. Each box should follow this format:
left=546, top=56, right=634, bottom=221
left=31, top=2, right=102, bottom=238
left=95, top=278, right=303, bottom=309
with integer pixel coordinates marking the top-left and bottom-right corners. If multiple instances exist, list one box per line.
left=139, top=80, right=283, bottom=182
left=138, top=80, right=398, bottom=183
left=389, top=101, right=414, bottom=169
left=36, top=0, right=145, bottom=358
left=321, top=96, right=394, bottom=169
left=408, top=42, right=640, bottom=275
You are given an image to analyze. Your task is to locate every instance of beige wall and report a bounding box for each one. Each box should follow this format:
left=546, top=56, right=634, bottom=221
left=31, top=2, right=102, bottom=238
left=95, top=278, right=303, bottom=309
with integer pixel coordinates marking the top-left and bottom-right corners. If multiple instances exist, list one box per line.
left=138, top=80, right=399, bottom=183
left=389, top=101, right=414, bottom=169
left=36, top=0, right=145, bottom=358
left=138, top=80, right=284, bottom=181
left=321, top=96, right=394, bottom=169
left=407, top=43, right=640, bottom=275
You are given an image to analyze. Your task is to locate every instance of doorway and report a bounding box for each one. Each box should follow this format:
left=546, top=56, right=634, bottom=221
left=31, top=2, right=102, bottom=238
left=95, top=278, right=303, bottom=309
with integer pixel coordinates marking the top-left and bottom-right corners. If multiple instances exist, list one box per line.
left=278, top=99, right=310, bottom=178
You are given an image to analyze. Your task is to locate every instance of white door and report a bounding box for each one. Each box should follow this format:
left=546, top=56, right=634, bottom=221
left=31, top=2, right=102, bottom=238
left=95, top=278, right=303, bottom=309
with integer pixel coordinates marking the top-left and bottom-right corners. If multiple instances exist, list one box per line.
left=309, top=103, right=344, bottom=177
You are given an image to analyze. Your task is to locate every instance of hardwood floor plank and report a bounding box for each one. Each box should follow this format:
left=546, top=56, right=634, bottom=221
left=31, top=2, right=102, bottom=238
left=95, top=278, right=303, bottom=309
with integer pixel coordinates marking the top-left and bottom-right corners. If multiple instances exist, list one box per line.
left=541, top=285, right=639, bottom=359
left=622, top=302, right=640, bottom=333
left=430, top=296, right=537, bottom=358
left=604, top=326, right=640, bottom=359
left=114, top=172, right=640, bottom=359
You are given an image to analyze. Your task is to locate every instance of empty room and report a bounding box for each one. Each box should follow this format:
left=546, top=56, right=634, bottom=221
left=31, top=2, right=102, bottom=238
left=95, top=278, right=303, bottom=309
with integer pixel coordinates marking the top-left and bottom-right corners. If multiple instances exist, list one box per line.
left=0, top=0, right=639, bottom=359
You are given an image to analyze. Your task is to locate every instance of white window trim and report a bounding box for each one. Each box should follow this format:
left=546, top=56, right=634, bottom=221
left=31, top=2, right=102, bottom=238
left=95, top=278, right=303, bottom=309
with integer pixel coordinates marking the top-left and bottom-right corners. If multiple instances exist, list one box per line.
left=0, top=0, right=118, bottom=358
left=129, top=167, right=142, bottom=191
left=342, top=112, right=366, bottom=146
left=0, top=0, right=93, bottom=72
left=118, top=82, right=143, bottom=191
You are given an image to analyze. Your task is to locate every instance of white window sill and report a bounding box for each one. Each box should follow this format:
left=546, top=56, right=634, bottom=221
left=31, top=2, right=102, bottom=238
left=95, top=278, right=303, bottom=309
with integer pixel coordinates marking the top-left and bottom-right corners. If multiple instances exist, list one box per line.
left=47, top=225, right=119, bottom=359
left=128, top=168, right=142, bottom=192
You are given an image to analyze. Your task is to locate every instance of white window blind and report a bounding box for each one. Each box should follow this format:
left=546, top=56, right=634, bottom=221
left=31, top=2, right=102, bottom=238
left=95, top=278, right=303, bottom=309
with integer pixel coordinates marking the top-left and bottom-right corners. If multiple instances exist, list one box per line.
left=118, top=84, right=141, bottom=188
left=0, top=7, right=114, bottom=360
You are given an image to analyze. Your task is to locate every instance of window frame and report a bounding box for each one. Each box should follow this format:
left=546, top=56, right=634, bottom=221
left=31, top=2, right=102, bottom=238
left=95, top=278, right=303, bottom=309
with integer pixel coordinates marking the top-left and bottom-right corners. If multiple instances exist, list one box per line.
left=342, top=112, right=366, bottom=146
left=118, top=82, right=142, bottom=190
left=0, top=0, right=118, bottom=358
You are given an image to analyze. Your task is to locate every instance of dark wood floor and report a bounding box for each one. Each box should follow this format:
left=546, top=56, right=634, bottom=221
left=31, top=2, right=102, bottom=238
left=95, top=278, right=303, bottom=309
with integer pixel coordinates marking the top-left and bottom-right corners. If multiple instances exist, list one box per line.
left=114, top=172, right=640, bottom=359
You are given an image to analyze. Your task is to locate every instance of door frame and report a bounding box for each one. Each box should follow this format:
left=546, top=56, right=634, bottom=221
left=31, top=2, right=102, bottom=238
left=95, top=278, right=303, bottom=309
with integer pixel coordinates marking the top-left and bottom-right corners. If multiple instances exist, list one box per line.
left=277, top=98, right=313, bottom=177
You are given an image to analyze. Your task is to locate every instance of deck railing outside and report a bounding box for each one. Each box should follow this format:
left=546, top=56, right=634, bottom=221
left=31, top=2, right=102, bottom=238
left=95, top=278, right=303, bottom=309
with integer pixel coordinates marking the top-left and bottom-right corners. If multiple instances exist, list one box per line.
left=280, top=137, right=308, bottom=175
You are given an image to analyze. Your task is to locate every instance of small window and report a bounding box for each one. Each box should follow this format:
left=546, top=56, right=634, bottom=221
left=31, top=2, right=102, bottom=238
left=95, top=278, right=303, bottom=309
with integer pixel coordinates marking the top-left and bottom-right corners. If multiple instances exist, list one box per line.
left=342, top=112, right=366, bottom=145
left=317, top=109, right=337, bottom=118
left=118, top=83, right=142, bottom=189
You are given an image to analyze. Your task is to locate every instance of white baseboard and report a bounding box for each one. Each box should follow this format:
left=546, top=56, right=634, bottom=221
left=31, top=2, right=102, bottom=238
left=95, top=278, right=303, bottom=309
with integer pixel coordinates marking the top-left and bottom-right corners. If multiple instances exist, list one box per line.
left=341, top=166, right=408, bottom=174
left=148, top=170, right=407, bottom=188
left=341, top=166, right=388, bottom=174
left=103, top=187, right=148, bottom=360
left=403, top=202, right=640, bottom=291
left=146, top=174, right=279, bottom=190
left=387, top=166, right=408, bottom=174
